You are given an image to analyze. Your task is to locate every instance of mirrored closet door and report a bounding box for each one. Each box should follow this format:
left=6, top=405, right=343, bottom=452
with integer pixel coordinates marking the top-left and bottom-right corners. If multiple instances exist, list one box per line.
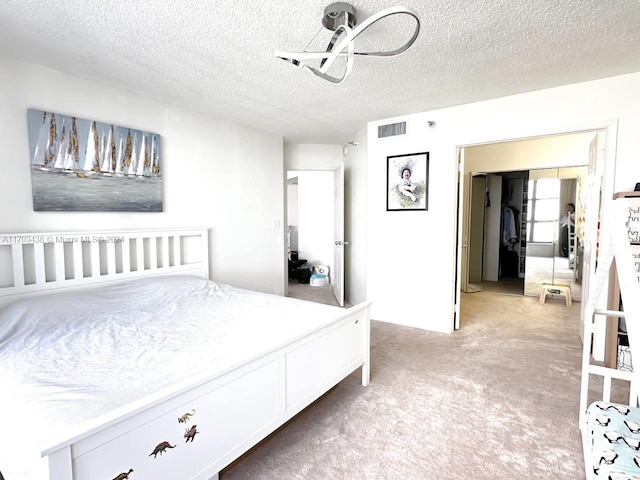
left=523, top=167, right=586, bottom=301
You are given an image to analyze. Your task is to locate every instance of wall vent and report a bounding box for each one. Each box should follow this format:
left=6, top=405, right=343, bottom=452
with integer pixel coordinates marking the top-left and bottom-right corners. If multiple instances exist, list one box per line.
left=378, top=121, right=406, bottom=138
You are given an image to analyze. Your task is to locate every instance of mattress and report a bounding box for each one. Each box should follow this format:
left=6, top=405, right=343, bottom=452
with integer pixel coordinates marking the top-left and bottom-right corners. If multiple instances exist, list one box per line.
left=0, top=275, right=344, bottom=479
left=585, top=401, right=640, bottom=479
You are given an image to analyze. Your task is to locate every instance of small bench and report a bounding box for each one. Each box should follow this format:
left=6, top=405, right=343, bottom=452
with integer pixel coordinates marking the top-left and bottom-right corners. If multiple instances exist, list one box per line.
left=539, top=283, right=572, bottom=306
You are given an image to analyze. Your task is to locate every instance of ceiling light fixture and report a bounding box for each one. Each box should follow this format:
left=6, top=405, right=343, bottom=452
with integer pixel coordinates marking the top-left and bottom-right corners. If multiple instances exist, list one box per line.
left=275, top=2, right=420, bottom=84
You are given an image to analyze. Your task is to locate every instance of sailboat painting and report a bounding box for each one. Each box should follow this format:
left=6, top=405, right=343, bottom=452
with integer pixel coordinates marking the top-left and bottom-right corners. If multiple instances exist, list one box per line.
left=28, top=109, right=162, bottom=212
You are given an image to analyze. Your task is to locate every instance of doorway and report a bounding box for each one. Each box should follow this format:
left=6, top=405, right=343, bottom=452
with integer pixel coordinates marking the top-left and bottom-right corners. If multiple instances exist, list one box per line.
left=465, top=167, right=588, bottom=299
left=466, top=170, right=529, bottom=296
left=455, top=129, right=608, bottom=330
left=286, top=170, right=346, bottom=307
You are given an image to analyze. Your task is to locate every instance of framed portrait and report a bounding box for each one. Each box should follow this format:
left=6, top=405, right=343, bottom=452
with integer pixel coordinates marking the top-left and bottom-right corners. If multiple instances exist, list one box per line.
left=386, top=152, right=429, bottom=211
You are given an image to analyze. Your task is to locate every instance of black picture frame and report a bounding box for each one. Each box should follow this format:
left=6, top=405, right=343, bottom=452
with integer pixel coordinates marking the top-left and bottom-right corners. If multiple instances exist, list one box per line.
left=386, top=152, right=429, bottom=211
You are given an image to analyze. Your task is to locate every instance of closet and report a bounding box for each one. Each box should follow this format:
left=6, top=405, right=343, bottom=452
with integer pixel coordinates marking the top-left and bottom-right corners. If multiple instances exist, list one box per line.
left=467, top=166, right=586, bottom=297
left=499, top=173, right=528, bottom=280
left=480, top=171, right=528, bottom=288
left=462, top=133, right=595, bottom=299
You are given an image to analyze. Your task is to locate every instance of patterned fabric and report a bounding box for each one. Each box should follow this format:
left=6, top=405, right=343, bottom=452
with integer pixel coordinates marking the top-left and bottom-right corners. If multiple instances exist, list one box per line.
left=586, top=401, right=640, bottom=478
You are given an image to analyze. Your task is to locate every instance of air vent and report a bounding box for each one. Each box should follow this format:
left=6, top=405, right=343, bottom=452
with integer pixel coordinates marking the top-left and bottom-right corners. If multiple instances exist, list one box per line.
left=378, top=121, right=406, bottom=138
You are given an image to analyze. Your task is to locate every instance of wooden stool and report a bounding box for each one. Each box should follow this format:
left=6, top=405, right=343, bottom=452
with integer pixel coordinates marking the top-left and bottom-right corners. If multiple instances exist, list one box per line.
left=540, top=283, right=572, bottom=306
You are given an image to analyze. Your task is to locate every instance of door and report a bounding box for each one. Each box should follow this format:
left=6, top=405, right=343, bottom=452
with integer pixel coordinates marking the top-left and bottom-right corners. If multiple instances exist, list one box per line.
left=333, top=163, right=345, bottom=307
left=466, top=174, right=487, bottom=292
left=581, top=133, right=605, bottom=348
left=523, top=168, right=560, bottom=296
left=484, top=174, right=503, bottom=282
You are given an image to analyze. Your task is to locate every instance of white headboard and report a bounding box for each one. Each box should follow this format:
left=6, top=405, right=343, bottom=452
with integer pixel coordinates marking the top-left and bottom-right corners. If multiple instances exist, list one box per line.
left=0, top=228, right=209, bottom=308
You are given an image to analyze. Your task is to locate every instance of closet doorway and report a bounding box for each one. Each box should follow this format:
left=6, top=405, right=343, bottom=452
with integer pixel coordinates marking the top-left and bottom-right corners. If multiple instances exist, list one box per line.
left=460, top=132, right=595, bottom=300
left=466, top=170, right=528, bottom=295
left=465, top=167, right=587, bottom=299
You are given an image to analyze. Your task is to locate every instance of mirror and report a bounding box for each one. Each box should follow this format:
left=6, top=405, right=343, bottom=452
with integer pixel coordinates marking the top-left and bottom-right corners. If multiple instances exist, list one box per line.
left=523, top=166, right=587, bottom=299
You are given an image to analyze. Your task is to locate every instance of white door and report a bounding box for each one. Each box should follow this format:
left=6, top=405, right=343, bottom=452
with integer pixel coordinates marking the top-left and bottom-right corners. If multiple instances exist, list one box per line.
left=581, top=133, right=605, bottom=347
left=484, top=174, right=503, bottom=282
left=333, top=163, right=345, bottom=307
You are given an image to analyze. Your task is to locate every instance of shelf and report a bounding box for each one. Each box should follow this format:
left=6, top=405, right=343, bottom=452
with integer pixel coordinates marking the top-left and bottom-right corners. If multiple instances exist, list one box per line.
left=613, top=191, right=640, bottom=199
left=604, top=192, right=640, bottom=369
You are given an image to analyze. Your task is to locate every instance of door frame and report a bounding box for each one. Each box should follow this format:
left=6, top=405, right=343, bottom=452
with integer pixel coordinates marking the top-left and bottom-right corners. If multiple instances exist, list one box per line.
left=453, top=120, right=618, bottom=337
left=333, top=163, right=346, bottom=306
left=465, top=173, right=488, bottom=292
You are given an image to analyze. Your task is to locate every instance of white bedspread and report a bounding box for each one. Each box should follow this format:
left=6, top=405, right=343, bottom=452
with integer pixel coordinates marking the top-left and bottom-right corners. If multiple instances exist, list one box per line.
left=0, top=275, right=344, bottom=479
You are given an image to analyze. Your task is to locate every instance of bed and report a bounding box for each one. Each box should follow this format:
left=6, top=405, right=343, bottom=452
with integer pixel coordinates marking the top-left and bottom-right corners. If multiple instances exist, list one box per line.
left=579, top=197, right=640, bottom=479
left=0, top=228, right=371, bottom=480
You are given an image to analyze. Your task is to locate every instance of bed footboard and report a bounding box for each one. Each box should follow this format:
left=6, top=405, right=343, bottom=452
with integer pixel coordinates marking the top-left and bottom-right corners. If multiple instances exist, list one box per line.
left=45, top=302, right=371, bottom=480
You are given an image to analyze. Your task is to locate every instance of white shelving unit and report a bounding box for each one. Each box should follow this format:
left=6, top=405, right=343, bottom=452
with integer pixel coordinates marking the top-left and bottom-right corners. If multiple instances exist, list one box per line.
left=518, top=180, right=528, bottom=278
left=579, top=196, right=640, bottom=478
left=580, top=196, right=640, bottom=420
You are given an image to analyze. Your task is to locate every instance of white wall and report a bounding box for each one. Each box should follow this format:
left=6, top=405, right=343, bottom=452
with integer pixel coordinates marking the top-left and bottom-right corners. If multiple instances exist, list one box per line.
left=0, top=56, right=286, bottom=295
left=464, top=133, right=594, bottom=173
left=284, top=144, right=341, bottom=170
left=366, top=72, right=640, bottom=333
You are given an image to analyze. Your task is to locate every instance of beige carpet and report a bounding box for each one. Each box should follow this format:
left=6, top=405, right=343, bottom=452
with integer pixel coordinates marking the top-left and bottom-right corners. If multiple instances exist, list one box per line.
left=524, top=255, right=583, bottom=301
left=221, top=291, right=612, bottom=479
left=286, top=280, right=352, bottom=308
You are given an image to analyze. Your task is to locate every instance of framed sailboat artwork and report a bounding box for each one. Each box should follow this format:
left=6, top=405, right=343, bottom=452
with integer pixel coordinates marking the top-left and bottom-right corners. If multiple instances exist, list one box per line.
left=27, top=109, right=163, bottom=212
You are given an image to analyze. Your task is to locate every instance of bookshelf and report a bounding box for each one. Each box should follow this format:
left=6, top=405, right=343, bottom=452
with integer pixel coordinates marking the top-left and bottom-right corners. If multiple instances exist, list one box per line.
left=604, top=191, right=640, bottom=369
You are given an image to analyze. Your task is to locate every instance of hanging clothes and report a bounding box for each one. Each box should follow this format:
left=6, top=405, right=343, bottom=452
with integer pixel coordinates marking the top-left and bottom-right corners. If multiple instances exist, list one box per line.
left=502, top=205, right=518, bottom=245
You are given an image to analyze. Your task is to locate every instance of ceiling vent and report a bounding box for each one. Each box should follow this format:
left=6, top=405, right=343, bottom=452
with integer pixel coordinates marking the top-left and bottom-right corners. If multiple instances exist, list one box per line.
left=378, top=121, right=406, bottom=138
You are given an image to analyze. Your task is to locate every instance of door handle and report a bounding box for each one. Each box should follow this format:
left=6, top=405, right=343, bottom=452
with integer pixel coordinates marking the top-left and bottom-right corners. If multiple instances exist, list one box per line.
left=335, top=241, right=350, bottom=246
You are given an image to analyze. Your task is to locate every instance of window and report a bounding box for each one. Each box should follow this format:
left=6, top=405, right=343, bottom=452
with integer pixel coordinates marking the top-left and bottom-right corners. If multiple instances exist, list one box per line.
left=527, top=178, right=559, bottom=242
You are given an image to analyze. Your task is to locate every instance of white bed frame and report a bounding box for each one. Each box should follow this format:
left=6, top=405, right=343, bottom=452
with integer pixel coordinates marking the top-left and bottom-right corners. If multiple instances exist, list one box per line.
left=579, top=198, right=640, bottom=478
left=0, top=228, right=371, bottom=480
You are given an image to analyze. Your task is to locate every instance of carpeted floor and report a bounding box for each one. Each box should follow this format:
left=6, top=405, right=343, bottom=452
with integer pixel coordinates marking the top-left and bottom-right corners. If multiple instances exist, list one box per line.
left=286, top=280, right=352, bottom=307
left=524, top=255, right=582, bottom=301
left=221, top=292, right=611, bottom=479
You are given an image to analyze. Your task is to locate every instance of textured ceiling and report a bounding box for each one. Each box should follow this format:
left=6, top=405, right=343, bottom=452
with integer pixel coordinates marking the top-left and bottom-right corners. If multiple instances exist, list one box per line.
left=0, top=0, right=639, bottom=144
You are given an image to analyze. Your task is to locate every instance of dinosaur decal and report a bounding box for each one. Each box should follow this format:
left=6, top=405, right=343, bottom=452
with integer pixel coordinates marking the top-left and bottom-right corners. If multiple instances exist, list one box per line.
left=149, top=441, right=176, bottom=458
left=184, top=424, right=199, bottom=443
left=112, top=469, right=134, bottom=480
left=178, top=409, right=196, bottom=424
